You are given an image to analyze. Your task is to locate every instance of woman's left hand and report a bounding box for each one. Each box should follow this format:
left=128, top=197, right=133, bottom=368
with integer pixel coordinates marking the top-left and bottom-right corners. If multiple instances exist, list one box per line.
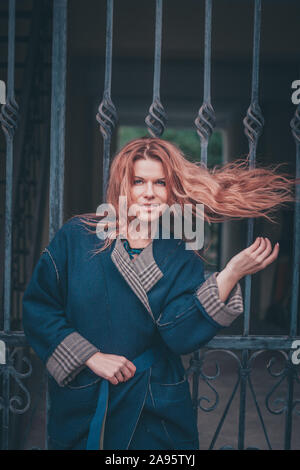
left=225, top=237, right=280, bottom=282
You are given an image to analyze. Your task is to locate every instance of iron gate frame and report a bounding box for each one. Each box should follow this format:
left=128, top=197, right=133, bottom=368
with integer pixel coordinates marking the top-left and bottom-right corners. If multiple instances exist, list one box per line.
left=0, top=0, right=299, bottom=450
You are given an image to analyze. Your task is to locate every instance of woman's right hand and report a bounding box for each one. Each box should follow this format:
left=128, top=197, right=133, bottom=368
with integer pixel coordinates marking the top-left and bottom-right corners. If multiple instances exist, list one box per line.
left=85, top=352, right=136, bottom=385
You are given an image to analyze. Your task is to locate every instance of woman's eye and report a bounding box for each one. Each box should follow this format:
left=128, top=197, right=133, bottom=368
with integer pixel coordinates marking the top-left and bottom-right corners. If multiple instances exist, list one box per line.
left=133, top=179, right=165, bottom=185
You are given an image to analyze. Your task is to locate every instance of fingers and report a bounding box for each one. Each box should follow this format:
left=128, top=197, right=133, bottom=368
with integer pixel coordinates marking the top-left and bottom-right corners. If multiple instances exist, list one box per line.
left=247, top=237, right=261, bottom=252
left=109, top=357, right=136, bottom=386
left=114, top=371, right=124, bottom=383
left=259, top=241, right=280, bottom=267
left=125, top=360, right=136, bottom=375
left=252, top=237, right=271, bottom=258
left=248, top=237, right=267, bottom=254
left=109, top=375, right=119, bottom=385
left=250, top=237, right=279, bottom=268
left=119, top=365, right=135, bottom=381
left=249, top=237, right=277, bottom=257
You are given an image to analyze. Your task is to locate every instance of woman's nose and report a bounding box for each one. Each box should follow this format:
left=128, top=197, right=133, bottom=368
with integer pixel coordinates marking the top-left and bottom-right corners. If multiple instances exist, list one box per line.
left=144, top=182, right=154, bottom=197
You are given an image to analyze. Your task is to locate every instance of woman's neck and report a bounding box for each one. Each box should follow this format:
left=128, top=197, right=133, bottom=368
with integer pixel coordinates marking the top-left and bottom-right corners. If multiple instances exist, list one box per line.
left=126, top=235, right=152, bottom=249
left=126, top=223, right=153, bottom=248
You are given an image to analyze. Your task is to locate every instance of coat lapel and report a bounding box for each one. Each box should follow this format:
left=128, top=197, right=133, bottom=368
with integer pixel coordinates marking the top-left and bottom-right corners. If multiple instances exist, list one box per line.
left=111, top=236, right=163, bottom=321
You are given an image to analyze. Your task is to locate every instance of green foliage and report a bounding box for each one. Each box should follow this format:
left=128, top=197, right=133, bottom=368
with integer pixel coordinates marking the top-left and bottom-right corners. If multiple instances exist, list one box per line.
left=117, top=126, right=223, bottom=167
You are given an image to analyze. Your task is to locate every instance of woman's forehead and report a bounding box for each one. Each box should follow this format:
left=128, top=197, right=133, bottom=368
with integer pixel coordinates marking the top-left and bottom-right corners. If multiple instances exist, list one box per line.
left=132, top=158, right=165, bottom=177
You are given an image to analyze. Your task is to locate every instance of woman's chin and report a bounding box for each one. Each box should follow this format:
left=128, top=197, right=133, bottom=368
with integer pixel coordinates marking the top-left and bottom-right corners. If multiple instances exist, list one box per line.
left=137, top=213, right=160, bottom=224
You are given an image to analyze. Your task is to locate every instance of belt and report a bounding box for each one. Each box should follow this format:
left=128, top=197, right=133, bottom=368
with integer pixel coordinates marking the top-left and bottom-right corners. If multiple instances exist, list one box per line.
left=86, top=345, right=161, bottom=450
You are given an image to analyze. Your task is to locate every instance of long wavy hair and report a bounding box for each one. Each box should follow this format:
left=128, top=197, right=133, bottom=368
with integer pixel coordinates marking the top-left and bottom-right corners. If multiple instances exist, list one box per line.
left=72, top=137, right=298, bottom=260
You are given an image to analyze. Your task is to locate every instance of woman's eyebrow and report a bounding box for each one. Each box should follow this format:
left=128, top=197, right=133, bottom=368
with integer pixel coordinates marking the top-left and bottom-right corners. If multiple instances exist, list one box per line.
left=134, top=176, right=166, bottom=180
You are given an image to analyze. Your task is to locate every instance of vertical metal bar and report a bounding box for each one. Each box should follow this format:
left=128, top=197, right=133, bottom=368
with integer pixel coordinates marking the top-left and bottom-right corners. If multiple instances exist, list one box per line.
left=243, top=0, right=264, bottom=336
left=96, top=0, right=117, bottom=202
left=284, top=362, right=294, bottom=450
left=284, top=104, right=300, bottom=450
left=0, top=0, right=18, bottom=450
left=47, top=0, right=68, bottom=450
left=1, top=0, right=18, bottom=334
left=145, top=0, right=166, bottom=137
left=194, top=0, right=215, bottom=166
left=239, top=0, right=263, bottom=450
left=153, top=0, right=163, bottom=101
left=49, top=0, right=68, bottom=241
left=242, top=0, right=264, bottom=337
left=290, top=105, right=300, bottom=337
left=192, top=0, right=215, bottom=424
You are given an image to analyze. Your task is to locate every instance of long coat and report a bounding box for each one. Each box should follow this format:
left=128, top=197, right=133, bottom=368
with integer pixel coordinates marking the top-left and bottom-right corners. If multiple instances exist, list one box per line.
left=22, top=216, right=243, bottom=450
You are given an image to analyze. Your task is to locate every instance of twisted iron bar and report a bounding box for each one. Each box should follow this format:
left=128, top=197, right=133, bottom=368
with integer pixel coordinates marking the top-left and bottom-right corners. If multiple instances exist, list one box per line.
left=194, top=102, right=216, bottom=146
left=96, top=0, right=117, bottom=201
left=243, top=102, right=265, bottom=147
left=96, top=90, right=118, bottom=140
left=145, top=98, right=167, bottom=138
left=0, top=96, right=19, bottom=139
left=145, top=0, right=166, bottom=137
left=290, top=104, right=300, bottom=144
left=193, top=0, right=215, bottom=166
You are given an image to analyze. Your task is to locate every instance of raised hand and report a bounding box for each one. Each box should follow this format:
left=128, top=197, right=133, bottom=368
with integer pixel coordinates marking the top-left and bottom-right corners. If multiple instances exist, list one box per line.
left=225, top=237, right=280, bottom=281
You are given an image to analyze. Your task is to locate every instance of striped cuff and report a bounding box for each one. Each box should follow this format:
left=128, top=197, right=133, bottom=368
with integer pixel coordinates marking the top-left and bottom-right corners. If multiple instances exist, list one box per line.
left=46, top=332, right=100, bottom=387
left=196, top=272, right=244, bottom=327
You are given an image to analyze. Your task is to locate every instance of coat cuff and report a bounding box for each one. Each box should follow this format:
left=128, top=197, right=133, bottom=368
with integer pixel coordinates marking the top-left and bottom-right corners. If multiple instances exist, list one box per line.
left=196, top=272, right=244, bottom=327
left=46, top=332, right=99, bottom=387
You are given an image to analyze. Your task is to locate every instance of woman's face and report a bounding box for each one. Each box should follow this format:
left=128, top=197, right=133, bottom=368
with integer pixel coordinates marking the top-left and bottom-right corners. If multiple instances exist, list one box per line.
left=130, top=158, right=168, bottom=223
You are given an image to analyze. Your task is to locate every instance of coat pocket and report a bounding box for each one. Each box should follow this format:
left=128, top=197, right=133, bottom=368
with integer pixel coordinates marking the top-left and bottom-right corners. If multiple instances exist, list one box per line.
left=48, top=374, right=101, bottom=448
left=150, top=377, right=190, bottom=401
left=66, top=366, right=102, bottom=389
left=150, top=378, right=199, bottom=446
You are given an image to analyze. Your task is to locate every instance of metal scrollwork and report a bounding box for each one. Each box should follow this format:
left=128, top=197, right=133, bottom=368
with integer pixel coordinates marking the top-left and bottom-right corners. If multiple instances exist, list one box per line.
left=190, top=349, right=241, bottom=413
left=189, top=348, right=300, bottom=449
left=247, top=349, right=300, bottom=418
left=0, top=348, right=33, bottom=415
left=264, top=351, right=293, bottom=416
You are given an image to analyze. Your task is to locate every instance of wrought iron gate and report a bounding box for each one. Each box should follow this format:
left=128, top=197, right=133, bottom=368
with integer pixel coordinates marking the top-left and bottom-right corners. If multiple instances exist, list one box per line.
left=0, top=0, right=299, bottom=450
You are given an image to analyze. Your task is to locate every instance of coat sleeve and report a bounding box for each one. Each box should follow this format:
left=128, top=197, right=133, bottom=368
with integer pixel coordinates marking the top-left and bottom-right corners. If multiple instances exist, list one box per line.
left=154, top=250, right=244, bottom=355
left=22, top=227, right=99, bottom=387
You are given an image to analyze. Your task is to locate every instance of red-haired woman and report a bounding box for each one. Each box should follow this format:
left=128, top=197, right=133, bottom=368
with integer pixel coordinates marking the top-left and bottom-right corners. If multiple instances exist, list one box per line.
left=22, top=137, right=297, bottom=450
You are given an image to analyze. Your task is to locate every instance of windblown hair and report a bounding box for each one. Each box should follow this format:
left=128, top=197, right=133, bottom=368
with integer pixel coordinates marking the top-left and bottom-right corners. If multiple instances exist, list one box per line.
left=73, top=136, right=298, bottom=258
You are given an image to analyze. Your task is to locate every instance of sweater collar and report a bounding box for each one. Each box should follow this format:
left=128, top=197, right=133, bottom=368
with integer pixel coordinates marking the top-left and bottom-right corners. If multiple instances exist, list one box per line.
left=110, top=235, right=163, bottom=321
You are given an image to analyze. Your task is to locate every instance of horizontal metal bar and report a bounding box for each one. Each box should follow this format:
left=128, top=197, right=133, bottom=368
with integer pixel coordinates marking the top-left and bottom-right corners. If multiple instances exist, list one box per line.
left=206, top=335, right=300, bottom=350
left=0, top=331, right=28, bottom=346
left=0, top=332, right=298, bottom=350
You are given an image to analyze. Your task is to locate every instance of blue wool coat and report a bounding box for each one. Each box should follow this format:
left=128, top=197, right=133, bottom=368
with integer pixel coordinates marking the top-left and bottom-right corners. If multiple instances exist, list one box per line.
left=22, top=216, right=243, bottom=450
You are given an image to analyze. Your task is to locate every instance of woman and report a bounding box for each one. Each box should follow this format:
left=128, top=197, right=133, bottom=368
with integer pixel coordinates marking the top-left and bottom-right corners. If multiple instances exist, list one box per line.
left=22, top=137, right=296, bottom=450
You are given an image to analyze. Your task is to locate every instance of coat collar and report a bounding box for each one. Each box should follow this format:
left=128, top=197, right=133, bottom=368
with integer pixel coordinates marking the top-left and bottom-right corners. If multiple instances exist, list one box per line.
left=111, top=236, right=163, bottom=321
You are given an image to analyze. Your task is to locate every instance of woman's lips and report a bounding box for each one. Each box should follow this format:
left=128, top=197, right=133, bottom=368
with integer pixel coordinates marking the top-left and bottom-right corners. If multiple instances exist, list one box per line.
left=139, top=204, right=160, bottom=210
